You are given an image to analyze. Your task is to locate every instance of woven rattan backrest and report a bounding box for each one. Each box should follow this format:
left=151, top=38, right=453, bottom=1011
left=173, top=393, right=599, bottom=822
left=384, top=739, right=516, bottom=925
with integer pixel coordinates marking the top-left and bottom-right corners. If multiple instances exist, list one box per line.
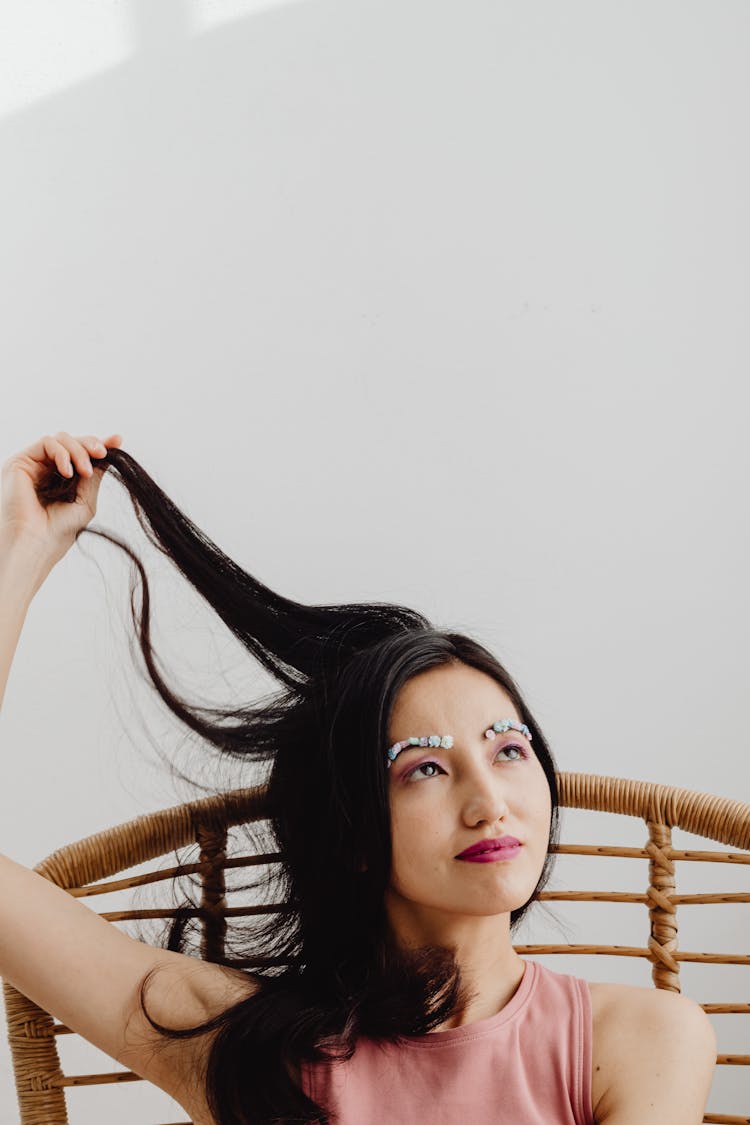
left=2, top=772, right=749, bottom=1125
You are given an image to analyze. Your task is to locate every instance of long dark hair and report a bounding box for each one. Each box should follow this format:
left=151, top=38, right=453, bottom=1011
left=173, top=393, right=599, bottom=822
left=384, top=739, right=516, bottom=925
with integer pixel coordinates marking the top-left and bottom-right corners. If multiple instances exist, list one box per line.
left=61, top=448, right=561, bottom=1125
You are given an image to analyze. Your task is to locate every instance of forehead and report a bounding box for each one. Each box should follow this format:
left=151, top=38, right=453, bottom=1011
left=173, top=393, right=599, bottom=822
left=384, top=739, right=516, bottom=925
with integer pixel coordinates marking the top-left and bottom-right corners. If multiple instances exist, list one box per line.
left=388, top=663, right=519, bottom=735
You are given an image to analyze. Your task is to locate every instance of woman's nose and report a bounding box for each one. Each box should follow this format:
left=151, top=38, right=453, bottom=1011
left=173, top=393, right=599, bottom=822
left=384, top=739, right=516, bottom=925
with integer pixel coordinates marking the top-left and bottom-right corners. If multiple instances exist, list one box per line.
left=462, top=774, right=511, bottom=825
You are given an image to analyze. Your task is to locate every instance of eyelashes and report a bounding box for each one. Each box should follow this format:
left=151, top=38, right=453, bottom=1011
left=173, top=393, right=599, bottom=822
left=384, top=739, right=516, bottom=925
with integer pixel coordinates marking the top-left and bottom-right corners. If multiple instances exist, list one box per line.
left=402, top=742, right=530, bottom=782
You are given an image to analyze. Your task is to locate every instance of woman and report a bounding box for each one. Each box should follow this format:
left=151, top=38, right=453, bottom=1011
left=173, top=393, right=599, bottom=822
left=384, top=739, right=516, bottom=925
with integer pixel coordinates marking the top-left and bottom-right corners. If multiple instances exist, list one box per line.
left=0, top=431, right=717, bottom=1124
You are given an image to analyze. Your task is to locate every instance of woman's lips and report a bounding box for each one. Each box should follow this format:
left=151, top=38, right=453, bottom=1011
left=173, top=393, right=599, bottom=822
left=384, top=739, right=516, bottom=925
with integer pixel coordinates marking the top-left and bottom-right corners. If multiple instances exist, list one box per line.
left=457, top=844, right=523, bottom=862
left=456, top=836, right=522, bottom=859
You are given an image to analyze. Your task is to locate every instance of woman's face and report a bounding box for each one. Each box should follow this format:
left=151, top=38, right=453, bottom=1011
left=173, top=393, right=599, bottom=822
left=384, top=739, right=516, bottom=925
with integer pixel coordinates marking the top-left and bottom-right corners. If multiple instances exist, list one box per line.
left=384, top=662, right=552, bottom=939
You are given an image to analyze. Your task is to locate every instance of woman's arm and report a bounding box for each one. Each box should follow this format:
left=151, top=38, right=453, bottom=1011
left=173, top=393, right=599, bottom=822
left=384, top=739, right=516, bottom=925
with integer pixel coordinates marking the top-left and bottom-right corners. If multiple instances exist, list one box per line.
left=0, top=466, right=218, bottom=1112
left=0, top=529, right=47, bottom=711
left=0, top=431, right=123, bottom=711
left=0, top=440, right=259, bottom=1120
left=0, top=848, right=234, bottom=1109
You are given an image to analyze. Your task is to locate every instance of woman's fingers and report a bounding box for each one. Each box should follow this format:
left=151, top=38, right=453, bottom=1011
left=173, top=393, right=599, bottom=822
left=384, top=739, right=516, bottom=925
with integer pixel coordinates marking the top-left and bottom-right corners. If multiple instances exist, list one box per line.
left=95, top=434, right=123, bottom=462
left=37, top=435, right=74, bottom=479
left=39, top=432, right=122, bottom=481
left=35, top=434, right=87, bottom=479
left=49, top=432, right=104, bottom=479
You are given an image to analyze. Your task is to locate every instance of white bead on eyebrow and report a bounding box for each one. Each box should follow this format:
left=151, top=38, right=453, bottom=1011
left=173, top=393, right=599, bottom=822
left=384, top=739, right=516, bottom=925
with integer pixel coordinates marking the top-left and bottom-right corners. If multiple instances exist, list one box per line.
left=385, top=717, right=532, bottom=768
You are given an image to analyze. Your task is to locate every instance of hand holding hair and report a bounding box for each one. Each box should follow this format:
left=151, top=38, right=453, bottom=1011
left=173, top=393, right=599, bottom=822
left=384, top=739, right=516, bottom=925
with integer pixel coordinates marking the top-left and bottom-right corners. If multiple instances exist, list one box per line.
left=0, top=430, right=123, bottom=587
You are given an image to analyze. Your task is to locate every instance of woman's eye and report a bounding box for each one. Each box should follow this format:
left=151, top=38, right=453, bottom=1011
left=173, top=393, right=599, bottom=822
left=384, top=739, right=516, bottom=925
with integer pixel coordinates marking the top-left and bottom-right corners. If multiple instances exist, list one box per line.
left=494, top=743, right=527, bottom=762
left=501, top=745, right=523, bottom=761
left=409, top=761, right=442, bottom=780
left=406, top=743, right=527, bottom=781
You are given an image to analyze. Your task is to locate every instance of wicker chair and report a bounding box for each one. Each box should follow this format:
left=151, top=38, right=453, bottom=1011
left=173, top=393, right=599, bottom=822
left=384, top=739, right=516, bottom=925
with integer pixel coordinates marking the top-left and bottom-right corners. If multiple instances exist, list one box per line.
left=2, top=772, right=749, bottom=1125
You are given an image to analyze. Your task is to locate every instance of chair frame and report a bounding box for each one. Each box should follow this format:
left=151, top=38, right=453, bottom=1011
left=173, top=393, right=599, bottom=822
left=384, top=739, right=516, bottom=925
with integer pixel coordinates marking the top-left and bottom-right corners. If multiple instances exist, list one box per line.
left=3, top=771, right=749, bottom=1125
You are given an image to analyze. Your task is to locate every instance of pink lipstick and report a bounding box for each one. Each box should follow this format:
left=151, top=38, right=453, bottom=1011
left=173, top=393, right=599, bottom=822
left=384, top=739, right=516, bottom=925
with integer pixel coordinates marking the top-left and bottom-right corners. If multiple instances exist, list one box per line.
left=456, top=836, right=523, bottom=862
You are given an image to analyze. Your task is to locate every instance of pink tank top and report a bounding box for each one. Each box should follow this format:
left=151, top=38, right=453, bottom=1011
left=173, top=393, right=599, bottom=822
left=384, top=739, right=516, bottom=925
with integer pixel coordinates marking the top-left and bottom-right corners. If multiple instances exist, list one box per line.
left=301, top=958, right=594, bottom=1124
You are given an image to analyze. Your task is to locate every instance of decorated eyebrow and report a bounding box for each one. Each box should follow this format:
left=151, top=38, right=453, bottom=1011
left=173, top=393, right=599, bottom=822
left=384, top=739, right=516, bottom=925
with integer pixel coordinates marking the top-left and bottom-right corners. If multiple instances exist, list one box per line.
left=385, top=717, right=532, bottom=769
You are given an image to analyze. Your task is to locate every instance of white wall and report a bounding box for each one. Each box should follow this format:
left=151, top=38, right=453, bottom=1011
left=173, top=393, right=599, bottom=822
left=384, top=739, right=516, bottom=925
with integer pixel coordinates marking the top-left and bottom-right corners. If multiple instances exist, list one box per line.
left=0, top=1, right=748, bottom=1121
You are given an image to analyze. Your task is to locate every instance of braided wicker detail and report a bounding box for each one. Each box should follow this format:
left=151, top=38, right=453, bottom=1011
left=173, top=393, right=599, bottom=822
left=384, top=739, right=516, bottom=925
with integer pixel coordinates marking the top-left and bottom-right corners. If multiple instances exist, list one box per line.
left=23, top=1015, right=55, bottom=1039
left=2, top=979, right=69, bottom=1123
left=198, top=823, right=229, bottom=963
left=646, top=821, right=680, bottom=990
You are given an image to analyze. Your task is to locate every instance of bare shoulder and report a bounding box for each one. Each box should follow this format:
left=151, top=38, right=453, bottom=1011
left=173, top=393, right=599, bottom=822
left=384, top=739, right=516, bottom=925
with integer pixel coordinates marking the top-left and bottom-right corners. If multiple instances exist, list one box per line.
left=587, top=980, right=717, bottom=1124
